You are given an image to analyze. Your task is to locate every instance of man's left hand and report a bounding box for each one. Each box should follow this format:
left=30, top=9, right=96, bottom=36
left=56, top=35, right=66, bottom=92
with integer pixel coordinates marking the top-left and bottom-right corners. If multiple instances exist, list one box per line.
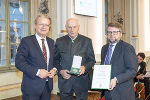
left=79, top=66, right=85, bottom=75
left=108, top=78, right=117, bottom=91
left=49, top=69, right=57, bottom=78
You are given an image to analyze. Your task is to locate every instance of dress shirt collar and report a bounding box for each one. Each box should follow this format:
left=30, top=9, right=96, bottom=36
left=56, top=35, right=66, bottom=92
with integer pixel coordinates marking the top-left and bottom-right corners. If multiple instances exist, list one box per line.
left=68, top=34, right=78, bottom=43
left=109, top=42, right=117, bottom=47
left=35, top=33, right=46, bottom=41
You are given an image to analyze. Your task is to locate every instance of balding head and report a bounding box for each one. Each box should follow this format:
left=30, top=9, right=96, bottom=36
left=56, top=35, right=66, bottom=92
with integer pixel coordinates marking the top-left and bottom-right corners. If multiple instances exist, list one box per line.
left=65, top=18, right=79, bottom=27
left=65, top=18, right=80, bottom=39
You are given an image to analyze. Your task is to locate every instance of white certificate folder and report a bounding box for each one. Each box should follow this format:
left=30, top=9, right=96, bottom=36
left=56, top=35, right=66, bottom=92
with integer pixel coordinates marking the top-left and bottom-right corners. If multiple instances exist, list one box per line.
left=91, top=65, right=111, bottom=89
left=69, top=56, right=82, bottom=75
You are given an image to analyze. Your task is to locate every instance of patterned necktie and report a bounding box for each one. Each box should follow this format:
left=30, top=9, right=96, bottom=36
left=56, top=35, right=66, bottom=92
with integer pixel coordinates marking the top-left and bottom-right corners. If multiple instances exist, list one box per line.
left=104, top=44, right=114, bottom=64
left=41, top=39, right=47, bottom=63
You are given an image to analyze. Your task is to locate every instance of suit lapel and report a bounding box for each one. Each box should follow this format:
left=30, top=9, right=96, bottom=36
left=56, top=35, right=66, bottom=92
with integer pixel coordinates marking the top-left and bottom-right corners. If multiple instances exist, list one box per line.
left=110, top=41, right=122, bottom=63
left=46, top=37, right=51, bottom=62
left=101, top=44, right=109, bottom=64
left=46, top=37, right=54, bottom=70
left=32, top=35, right=46, bottom=64
left=104, top=44, right=109, bottom=56
left=104, top=44, right=109, bottom=60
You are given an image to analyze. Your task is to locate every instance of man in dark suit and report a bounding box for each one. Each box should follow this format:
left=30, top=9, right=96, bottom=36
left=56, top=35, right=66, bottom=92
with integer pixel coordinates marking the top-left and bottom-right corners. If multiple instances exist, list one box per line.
left=135, top=53, right=146, bottom=82
left=54, top=18, right=95, bottom=100
left=101, top=22, right=138, bottom=100
left=135, top=53, right=150, bottom=100
left=15, top=15, right=56, bottom=100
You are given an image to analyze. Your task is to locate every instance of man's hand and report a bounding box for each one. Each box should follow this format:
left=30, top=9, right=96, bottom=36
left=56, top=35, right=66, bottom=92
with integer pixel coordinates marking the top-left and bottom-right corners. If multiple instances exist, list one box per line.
left=38, top=69, right=50, bottom=79
left=108, top=78, right=117, bottom=91
left=79, top=66, right=85, bottom=75
left=49, top=69, right=57, bottom=78
left=60, top=70, right=71, bottom=79
left=136, top=74, right=144, bottom=80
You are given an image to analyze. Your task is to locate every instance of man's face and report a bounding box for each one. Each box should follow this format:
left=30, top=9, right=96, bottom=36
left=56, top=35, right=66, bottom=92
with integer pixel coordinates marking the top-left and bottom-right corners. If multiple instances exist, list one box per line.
left=107, top=27, right=122, bottom=43
left=35, top=17, right=51, bottom=37
left=66, top=19, right=80, bottom=39
left=137, top=55, right=144, bottom=64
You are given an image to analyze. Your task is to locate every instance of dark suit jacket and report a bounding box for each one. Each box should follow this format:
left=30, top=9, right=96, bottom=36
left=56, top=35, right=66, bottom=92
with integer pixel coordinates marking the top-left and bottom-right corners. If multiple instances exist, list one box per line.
left=138, top=61, right=146, bottom=74
left=135, top=61, right=146, bottom=83
left=101, top=40, right=138, bottom=100
left=15, top=35, right=55, bottom=95
left=54, top=34, right=95, bottom=93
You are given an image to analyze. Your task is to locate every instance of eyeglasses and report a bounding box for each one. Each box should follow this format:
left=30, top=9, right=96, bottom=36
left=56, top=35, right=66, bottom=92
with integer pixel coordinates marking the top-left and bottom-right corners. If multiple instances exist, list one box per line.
left=107, top=31, right=120, bottom=35
left=37, top=23, right=50, bottom=27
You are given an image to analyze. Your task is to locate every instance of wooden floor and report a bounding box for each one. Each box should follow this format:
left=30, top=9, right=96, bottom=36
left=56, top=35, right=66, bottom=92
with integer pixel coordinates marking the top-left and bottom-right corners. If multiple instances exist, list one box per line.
left=2, top=95, right=60, bottom=100
left=2, top=92, right=100, bottom=100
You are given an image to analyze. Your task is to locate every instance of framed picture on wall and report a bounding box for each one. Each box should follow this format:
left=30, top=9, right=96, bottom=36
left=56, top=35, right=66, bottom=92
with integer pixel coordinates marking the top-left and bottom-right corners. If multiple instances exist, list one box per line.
left=74, top=0, right=97, bottom=17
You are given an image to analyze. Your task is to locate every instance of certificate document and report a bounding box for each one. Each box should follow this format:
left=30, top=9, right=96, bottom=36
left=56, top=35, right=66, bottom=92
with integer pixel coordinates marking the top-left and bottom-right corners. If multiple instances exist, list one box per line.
left=91, top=65, right=111, bottom=89
left=69, top=56, right=82, bottom=75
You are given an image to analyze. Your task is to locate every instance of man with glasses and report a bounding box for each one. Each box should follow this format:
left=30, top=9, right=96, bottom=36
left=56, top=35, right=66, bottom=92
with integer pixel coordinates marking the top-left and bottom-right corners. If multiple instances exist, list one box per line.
left=15, top=14, right=56, bottom=100
left=101, top=22, right=138, bottom=100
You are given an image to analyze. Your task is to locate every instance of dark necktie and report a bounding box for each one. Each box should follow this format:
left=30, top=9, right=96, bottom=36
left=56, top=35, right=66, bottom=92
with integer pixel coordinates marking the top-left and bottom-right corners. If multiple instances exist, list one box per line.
left=41, top=39, right=47, bottom=63
left=104, top=44, right=114, bottom=64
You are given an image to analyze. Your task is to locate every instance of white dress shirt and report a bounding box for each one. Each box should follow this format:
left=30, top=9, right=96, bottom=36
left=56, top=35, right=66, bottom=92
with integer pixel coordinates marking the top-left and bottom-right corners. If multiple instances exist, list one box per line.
left=35, top=33, right=50, bottom=65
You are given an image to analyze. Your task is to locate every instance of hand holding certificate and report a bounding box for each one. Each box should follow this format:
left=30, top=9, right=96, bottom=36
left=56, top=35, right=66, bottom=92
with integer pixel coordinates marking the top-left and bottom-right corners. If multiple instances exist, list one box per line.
left=91, top=65, right=111, bottom=89
left=69, top=56, right=82, bottom=75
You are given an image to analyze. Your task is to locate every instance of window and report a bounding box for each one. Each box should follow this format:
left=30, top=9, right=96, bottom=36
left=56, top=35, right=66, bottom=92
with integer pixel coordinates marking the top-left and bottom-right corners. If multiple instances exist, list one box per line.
left=0, top=0, right=29, bottom=71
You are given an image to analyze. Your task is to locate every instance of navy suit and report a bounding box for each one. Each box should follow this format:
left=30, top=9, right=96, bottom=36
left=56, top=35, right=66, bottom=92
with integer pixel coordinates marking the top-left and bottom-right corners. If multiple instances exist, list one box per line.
left=101, top=40, right=138, bottom=100
left=15, top=35, right=55, bottom=99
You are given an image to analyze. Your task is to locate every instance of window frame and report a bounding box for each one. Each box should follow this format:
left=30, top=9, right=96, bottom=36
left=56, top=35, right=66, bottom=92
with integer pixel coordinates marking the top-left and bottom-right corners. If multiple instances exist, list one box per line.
left=0, top=0, right=31, bottom=72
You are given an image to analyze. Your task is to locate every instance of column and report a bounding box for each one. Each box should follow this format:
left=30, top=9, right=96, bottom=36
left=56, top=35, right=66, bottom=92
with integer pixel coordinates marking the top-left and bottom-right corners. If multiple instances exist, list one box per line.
left=131, top=0, right=138, bottom=37
left=57, top=0, right=69, bottom=37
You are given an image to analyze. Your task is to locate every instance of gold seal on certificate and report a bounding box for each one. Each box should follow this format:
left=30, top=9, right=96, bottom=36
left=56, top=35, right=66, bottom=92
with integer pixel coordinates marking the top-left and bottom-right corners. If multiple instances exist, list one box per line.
left=69, top=56, right=82, bottom=75
left=91, top=65, right=111, bottom=89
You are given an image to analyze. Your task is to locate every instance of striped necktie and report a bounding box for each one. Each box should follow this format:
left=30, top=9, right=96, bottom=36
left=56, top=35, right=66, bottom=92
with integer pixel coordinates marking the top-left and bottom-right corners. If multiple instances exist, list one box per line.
left=41, top=39, right=47, bottom=63
left=104, top=44, right=114, bottom=64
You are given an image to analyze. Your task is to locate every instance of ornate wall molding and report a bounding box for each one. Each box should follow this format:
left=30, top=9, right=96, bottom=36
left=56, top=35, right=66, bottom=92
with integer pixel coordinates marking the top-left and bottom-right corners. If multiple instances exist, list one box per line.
left=108, top=0, right=126, bottom=41
left=0, top=83, right=21, bottom=92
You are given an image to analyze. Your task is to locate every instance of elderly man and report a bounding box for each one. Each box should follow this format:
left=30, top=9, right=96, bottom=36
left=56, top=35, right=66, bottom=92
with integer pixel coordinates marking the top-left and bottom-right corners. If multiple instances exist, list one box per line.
left=54, top=18, right=95, bottom=100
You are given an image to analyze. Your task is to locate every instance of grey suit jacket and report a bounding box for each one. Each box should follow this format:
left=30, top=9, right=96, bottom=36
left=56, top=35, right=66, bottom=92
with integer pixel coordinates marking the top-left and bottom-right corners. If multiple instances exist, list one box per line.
left=15, top=35, right=55, bottom=95
left=54, top=34, right=95, bottom=93
left=101, top=40, right=138, bottom=100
